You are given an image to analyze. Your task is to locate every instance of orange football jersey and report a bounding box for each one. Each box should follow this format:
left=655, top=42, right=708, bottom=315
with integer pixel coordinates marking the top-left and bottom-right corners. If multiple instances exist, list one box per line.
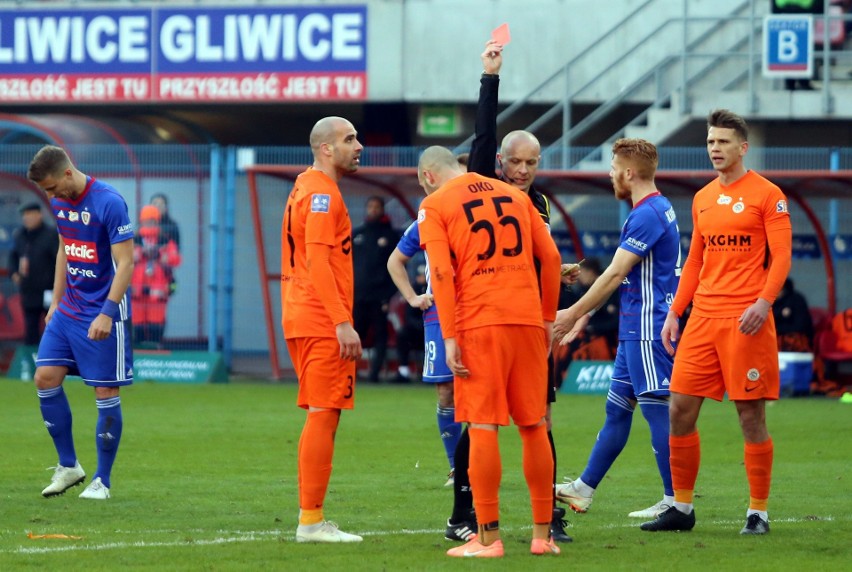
left=672, top=170, right=792, bottom=318
left=280, top=168, right=354, bottom=338
left=418, top=172, right=560, bottom=337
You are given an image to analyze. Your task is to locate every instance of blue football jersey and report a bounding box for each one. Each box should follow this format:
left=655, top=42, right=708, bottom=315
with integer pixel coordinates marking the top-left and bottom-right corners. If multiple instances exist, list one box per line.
left=52, top=177, right=134, bottom=322
left=617, top=193, right=681, bottom=341
left=396, top=220, right=438, bottom=326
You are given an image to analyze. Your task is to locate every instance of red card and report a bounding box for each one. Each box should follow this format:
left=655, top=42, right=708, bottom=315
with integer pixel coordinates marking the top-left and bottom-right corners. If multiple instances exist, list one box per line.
left=491, top=23, right=511, bottom=46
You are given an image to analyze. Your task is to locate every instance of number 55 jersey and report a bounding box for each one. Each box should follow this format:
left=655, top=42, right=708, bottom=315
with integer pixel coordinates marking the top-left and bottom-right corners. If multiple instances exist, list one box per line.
left=418, top=172, right=560, bottom=334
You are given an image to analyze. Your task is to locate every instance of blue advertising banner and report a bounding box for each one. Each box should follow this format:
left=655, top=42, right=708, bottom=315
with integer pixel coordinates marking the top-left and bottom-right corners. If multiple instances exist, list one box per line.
left=0, top=5, right=367, bottom=102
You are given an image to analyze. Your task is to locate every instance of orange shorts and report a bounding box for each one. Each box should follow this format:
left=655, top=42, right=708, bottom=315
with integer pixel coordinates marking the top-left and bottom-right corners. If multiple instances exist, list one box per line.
left=454, top=325, right=548, bottom=426
left=286, top=337, right=356, bottom=410
left=671, top=314, right=779, bottom=401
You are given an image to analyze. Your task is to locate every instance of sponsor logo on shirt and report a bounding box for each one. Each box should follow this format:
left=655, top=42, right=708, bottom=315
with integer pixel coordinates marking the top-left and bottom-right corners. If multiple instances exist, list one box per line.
left=626, top=236, right=648, bottom=251
left=311, top=194, right=330, bottom=213
left=65, top=240, right=98, bottom=263
left=68, top=211, right=79, bottom=222
left=776, top=200, right=788, bottom=213
left=67, top=265, right=98, bottom=278
left=706, top=234, right=751, bottom=247
left=118, top=223, right=133, bottom=235
left=471, top=263, right=532, bottom=277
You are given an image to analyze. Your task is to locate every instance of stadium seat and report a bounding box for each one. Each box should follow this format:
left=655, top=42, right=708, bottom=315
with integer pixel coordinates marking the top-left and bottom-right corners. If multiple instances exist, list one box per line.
left=810, top=306, right=831, bottom=335
left=814, top=309, right=852, bottom=388
left=0, top=292, right=25, bottom=341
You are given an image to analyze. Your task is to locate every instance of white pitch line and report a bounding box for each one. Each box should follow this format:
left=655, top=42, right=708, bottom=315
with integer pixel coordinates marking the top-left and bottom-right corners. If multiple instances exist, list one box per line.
left=3, top=515, right=842, bottom=556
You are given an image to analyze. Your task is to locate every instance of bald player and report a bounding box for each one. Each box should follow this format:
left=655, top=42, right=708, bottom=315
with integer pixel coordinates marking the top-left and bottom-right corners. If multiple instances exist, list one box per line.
left=281, top=116, right=364, bottom=543
left=418, top=145, right=562, bottom=558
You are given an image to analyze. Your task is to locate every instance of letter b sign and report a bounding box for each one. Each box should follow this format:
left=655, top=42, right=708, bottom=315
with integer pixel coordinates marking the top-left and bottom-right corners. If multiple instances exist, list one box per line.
left=763, top=15, right=813, bottom=78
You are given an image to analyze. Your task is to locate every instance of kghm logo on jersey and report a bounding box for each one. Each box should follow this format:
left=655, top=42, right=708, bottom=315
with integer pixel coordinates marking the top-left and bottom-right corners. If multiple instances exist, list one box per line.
left=65, top=240, right=98, bottom=263
left=776, top=200, right=788, bottom=213
left=706, top=234, right=751, bottom=246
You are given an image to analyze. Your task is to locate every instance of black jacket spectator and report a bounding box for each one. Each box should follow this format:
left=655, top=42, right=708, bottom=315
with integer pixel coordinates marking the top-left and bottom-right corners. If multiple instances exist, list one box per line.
left=8, top=202, right=58, bottom=344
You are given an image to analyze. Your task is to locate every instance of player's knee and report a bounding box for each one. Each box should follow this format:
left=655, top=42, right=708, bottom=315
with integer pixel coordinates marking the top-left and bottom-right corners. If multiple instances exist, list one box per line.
left=436, top=382, right=454, bottom=407
left=518, top=418, right=547, bottom=432
left=33, top=368, right=62, bottom=391
left=604, top=394, right=635, bottom=420
left=94, top=386, right=120, bottom=400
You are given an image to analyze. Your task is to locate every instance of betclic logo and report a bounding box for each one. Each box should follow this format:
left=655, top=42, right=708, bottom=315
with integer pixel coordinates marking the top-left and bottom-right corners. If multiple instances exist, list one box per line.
left=65, top=240, right=98, bottom=263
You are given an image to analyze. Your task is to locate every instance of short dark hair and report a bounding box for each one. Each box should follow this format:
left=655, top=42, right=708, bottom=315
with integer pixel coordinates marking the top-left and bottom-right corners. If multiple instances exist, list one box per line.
left=707, top=109, right=748, bottom=142
left=27, top=145, right=72, bottom=182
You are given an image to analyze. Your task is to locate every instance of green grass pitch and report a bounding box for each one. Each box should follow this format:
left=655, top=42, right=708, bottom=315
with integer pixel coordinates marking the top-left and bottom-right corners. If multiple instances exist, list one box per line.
left=0, top=378, right=849, bottom=570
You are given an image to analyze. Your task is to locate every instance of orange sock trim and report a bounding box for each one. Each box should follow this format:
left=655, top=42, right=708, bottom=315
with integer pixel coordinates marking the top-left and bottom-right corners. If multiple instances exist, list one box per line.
left=744, top=438, right=773, bottom=510
left=468, top=428, right=501, bottom=526
left=298, top=409, right=340, bottom=517
left=519, top=424, right=554, bottom=525
left=670, top=432, right=700, bottom=504
left=299, top=509, right=323, bottom=526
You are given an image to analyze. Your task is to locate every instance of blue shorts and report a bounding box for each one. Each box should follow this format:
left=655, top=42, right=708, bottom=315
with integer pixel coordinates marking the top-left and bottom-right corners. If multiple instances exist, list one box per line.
left=422, top=322, right=453, bottom=383
left=610, top=340, right=672, bottom=399
left=36, top=310, right=134, bottom=387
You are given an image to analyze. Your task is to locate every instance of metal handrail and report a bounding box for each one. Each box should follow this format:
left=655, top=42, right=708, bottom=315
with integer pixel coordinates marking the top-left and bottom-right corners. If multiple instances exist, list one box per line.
left=550, top=1, right=757, bottom=167
left=452, top=0, right=656, bottom=151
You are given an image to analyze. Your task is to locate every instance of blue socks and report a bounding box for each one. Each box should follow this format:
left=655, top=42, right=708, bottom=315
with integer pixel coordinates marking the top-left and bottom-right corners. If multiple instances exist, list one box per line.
left=38, top=386, right=77, bottom=468
left=581, top=391, right=634, bottom=488
left=95, top=396, right=123, bottom=488
left=638, top=395, right=673, bottom=496
left=437, top=405, right=462, bottom=470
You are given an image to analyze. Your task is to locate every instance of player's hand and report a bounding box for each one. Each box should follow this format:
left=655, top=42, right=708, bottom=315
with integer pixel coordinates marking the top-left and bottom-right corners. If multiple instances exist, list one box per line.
left=445, top=337, right=470, bottom=378
left=553, top=308, right=578, bottom=342
left=45, top=304, right=57, bottom=326
left=481, top=40, right=503, bottom=75
left=336, top=322, right=363, bottom=361
left=560, top=312, right=590, bottom=346
left=738, top=298, right=771, bottom=336
left=409, top=293, right=433, bottom=311
left=560, top=262, right=582, bottom=286
left=661, top=310, right=680, bottom=356
left=88, top=314, right=113, bottom=341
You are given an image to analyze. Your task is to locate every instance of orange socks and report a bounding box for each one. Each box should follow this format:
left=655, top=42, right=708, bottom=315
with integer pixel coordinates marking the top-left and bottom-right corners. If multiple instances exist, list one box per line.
left=468, top=428, right=501, bottom=526
left=298, top=409, right=340, bottom=525
left=744, top=438, right=773, bottom=511
left=670, top=431, right=700, bottom=504
left=519, top=424, right=555, bottom=525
